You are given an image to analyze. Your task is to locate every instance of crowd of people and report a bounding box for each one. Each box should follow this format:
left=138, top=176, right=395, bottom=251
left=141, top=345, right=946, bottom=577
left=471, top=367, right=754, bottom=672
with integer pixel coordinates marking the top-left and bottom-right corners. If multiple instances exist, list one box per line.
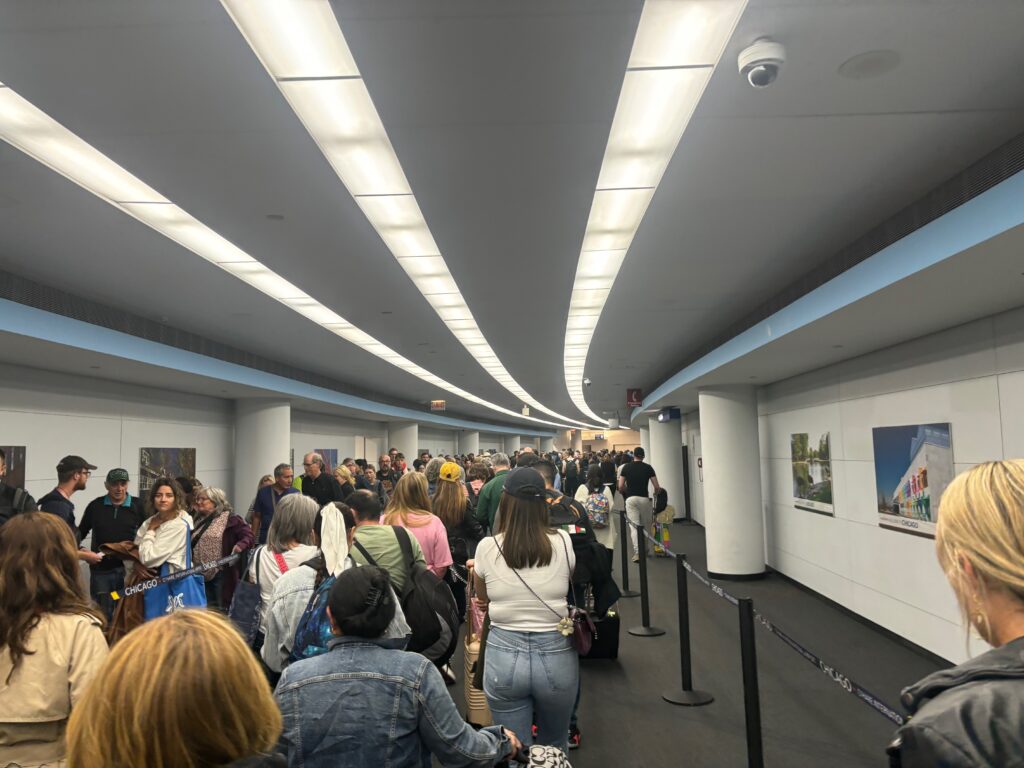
left=1, top=443, right=1023, bottom=766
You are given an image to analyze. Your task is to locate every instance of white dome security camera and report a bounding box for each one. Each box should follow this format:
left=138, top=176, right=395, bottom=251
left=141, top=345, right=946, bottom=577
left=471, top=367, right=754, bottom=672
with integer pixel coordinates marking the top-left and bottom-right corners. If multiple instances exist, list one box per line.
left=583, top=377, right=592, bottom=387
left=738, top=38, right=786, bottom=88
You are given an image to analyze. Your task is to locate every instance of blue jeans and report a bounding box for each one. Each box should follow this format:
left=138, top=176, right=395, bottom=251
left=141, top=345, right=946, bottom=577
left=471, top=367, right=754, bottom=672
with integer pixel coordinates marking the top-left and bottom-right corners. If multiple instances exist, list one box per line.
left=483, top=627, right=578, bottom=754
left=90, top=568, right=125, bottom=623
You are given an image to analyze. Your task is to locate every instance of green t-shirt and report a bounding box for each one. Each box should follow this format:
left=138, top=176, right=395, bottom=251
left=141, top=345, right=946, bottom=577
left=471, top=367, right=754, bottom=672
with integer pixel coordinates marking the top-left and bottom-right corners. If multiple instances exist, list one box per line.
left=351, top=525, right=425, bottom=594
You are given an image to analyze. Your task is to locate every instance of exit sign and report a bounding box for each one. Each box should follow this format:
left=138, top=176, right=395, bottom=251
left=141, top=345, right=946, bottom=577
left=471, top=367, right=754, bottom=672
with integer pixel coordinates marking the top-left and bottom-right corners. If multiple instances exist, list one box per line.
left=430, top=400, right=446, bottom=411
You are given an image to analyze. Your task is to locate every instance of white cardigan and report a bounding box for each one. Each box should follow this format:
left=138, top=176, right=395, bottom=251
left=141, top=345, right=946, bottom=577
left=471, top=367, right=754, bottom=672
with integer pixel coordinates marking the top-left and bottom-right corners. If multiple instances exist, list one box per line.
left=135, top=511, right=194, bottom=573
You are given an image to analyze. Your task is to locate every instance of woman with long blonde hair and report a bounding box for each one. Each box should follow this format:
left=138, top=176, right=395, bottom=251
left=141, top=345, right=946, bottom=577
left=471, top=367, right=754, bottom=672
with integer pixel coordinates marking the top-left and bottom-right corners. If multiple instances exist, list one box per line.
left=0, top=512, right=109, bottom=768
left=67, top=610, right=284, bottom=768
left=888, top=460, right=1024, bottom=767
left=384, top=472, right=452, bottom=578
left=432, top=462, right=484, bottom=622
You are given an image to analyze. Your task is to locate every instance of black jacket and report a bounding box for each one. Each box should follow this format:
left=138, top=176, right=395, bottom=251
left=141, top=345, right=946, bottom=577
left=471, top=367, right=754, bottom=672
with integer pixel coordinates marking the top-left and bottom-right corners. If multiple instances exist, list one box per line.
left=301, top=472, right=345, bottom=506
left=888, top=636, right=1024, bottom=767
left=545, top=490, right=621, bottom=616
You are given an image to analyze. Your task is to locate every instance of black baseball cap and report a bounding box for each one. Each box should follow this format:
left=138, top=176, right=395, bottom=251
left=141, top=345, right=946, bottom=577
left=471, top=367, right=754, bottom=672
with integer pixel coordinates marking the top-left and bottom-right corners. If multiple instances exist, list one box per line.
left=502, top=467, right=546, bottom=500
left=57, top=455, right=97, bottom=474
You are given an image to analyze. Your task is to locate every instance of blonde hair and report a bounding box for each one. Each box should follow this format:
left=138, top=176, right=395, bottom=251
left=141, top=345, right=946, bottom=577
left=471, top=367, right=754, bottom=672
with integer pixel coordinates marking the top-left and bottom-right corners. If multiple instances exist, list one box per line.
left=384, top=471, right=432, bottom=528
left=334, top=464, right=354, bottom=486
left=936, top=460, right=1024, bottom=642
left=67, top=610, right=281, bottom=768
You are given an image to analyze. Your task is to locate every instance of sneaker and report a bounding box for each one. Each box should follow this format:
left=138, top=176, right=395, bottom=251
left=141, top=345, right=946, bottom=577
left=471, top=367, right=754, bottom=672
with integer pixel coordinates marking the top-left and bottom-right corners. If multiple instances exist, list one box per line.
left=568, top=726, right=581, bottom=749
left=632, top=554, right=640, bottom=563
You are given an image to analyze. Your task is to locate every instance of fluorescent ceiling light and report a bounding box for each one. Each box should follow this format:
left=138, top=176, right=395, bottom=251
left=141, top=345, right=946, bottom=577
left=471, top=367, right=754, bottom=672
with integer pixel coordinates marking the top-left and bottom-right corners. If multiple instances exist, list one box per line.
left=563, top=0, right=746, bottom=423
left=221, top=0, right=601, bottom=430
left=0, top=81, right=577, bottom=431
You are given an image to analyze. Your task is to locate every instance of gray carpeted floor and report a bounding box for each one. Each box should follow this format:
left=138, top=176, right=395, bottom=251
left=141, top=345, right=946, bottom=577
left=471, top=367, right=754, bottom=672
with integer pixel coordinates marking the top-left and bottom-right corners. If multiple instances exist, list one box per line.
left=451, top=522, right=947, bottom=768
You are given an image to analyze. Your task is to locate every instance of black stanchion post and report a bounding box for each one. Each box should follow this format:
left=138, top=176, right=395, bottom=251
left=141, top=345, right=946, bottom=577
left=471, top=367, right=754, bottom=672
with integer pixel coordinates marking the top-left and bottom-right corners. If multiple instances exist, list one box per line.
left=663, top=554, right=713, bottom=706
left=619, top=509, right=639, bottom=598
left=738, top=598, right=765, bottom=768
left=628, top=523, right=665, bottom=637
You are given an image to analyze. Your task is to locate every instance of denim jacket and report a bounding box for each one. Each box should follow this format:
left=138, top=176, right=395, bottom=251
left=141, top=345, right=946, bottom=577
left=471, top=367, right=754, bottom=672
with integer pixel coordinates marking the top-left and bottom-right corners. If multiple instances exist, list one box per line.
left=275, top=636, right=511, bottom=768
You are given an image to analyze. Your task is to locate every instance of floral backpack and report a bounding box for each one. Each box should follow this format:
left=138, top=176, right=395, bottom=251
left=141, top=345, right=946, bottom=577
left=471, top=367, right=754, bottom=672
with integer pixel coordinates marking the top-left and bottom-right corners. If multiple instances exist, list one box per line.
left=583, top=491, right=611, bottom=529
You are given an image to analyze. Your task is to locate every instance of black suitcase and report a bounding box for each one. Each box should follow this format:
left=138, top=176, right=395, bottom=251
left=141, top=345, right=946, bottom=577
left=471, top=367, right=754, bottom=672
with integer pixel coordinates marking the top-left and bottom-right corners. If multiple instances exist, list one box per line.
left=581, top=610, right=620, bottom=660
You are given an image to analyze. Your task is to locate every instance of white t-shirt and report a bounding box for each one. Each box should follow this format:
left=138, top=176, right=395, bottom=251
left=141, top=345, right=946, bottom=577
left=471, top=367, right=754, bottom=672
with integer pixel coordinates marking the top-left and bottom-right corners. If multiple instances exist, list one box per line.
left=474, top=530, right=575, bottom=633
left=249, top=544, right=319, bottom=632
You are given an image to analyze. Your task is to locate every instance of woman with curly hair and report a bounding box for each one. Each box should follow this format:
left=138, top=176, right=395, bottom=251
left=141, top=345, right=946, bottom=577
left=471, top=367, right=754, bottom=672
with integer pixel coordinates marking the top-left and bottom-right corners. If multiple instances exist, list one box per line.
left=0, top=512, right=109, bottom=768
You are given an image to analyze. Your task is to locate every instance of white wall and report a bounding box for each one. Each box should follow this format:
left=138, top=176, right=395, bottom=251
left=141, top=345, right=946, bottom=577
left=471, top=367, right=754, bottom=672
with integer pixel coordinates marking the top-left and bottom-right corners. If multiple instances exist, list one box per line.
left=291, top=411, right=387, bottom=467
left=0, top=362, right=233, bottom=511
left=758, top=306, right=1024, bottom=662
left=479, top=434, right=503, bottom=453
left=419, top=426, right=456, bottom=457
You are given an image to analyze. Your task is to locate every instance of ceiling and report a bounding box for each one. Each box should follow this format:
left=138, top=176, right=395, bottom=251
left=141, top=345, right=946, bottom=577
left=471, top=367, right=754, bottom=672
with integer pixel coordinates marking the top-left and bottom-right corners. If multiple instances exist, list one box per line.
left=0, top=0, right=1022, bottom=428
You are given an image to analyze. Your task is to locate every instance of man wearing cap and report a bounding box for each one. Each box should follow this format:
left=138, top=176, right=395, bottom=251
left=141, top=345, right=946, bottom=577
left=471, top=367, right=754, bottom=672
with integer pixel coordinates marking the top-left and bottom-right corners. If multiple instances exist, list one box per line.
left=37, top=455, right=96, bottom=539
left=79, top=468, right=147, bottom=621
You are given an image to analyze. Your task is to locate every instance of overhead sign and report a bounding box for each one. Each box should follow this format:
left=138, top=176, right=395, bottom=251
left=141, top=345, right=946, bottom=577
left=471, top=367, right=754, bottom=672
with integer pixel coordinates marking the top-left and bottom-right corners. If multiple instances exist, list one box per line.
left=429, top=400, right=446, bottom=412
left=627, top=388, right=643, bottom=407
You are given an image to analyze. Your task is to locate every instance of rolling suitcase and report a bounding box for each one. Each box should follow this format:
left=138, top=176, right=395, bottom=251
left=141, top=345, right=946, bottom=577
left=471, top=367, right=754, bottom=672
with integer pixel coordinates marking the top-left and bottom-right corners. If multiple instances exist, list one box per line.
left=464, top=566, right=493, bottom=727
left=580, top=609, right=620, bottom=660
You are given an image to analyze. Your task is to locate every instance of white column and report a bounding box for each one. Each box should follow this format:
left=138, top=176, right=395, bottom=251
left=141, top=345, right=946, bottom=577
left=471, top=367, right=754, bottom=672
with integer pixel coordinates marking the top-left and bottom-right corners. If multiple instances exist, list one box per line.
left=234, top=399, right=291, bottom=513
left=639, top=425, right=651, bottom=458
left=699, top=386, right=766, bottom=578
left=541, top=436, right=555, bottom=452
left=521, top=437, right=538, bottom=450
left=571, top=430, right=583, bottom=452
left=462, top=430, right=480, bottom=456
left=648, top=417, right=684, bottom=521
left=388, top=422, right=419, bottom=466
left=506, top=436, right=524, bottom=454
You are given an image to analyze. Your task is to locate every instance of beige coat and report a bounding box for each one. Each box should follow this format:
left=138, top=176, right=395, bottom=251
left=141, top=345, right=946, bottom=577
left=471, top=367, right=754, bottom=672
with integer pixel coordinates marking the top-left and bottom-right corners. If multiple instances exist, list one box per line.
left=0, top=613, right=109, bottom=767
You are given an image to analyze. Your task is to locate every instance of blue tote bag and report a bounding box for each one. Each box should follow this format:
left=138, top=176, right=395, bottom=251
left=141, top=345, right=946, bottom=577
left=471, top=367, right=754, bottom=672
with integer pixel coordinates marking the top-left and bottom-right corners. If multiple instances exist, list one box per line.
left=144, top=524, right=207, bottom=620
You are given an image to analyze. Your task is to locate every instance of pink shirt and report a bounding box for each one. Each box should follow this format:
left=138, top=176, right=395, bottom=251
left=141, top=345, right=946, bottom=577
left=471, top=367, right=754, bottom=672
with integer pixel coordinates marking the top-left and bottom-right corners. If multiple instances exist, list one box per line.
left=386, top=512, right=453, bottom=577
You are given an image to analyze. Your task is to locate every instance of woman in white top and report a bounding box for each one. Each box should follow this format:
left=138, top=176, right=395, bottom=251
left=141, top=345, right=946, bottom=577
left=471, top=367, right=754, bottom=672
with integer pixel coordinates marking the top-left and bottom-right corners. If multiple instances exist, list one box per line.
left=247, top=493, right=318, bottom=641
left=135, top=477, right=194, bottom=573
left=575, top=465, right=617, bottom=551
left=473, top=467, right=577, bottom=755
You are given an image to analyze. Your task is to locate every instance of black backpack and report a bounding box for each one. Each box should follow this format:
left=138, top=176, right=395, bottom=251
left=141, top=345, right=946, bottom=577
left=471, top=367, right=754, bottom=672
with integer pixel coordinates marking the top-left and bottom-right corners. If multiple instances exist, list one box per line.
left=0, top=485, right=33, bottom=527
left=356, top=527, right=460, bottom=665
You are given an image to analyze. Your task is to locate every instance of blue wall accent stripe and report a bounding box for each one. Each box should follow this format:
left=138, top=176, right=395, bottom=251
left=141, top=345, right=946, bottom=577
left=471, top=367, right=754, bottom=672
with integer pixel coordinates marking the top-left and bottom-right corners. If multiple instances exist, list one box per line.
left=633, top=168, right=1024, bottom=420
left=0, top=299, right=555, bottom=437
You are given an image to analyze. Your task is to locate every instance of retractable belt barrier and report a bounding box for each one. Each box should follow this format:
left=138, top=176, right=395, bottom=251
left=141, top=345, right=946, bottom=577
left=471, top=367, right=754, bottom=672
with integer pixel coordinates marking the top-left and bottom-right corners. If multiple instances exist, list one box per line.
left=109, top=552, right=242, bottom=601
left=619, top=510, right=906, bottom=727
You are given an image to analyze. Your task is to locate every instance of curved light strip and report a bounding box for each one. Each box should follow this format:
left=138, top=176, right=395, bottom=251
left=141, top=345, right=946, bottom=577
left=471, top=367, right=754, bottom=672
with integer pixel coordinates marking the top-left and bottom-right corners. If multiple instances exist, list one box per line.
left=220, top=0, right=601, bottom=430
left=564, top=0, right=747, bottom=422
left=0, top=80, right=574, bottom=430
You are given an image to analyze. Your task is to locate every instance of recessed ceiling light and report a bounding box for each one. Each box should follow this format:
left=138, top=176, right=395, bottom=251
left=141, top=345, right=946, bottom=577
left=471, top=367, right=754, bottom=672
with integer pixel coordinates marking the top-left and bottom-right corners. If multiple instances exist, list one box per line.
left=380, top=310, right=393, bottom=315
left=563, top=0, right=746, bottom=423
left=220, top=0, right=600, bottom=430
left=838, top=50, right=900, bottom=80
left=0, top=80, right=579, bottom=431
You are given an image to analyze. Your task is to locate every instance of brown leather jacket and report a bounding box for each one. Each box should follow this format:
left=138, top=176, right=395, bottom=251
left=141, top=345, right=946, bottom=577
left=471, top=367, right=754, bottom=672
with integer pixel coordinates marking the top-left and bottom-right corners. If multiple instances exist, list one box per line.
left=100, top=541, right=156, bottom=645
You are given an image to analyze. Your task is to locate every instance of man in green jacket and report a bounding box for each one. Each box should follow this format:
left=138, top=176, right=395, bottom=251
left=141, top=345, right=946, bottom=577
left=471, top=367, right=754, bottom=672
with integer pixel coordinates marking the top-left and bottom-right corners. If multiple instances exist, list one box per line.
left=474, top=452, right=511, bottom=533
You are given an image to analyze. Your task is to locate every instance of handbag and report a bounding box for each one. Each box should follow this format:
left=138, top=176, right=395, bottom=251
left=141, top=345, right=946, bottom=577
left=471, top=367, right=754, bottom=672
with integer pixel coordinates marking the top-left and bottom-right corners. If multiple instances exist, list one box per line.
left=143, top=524, right=207, bottom=620
left=228, top=545, right=264, bottom=646
left=493, top=535, right=595, bottom=656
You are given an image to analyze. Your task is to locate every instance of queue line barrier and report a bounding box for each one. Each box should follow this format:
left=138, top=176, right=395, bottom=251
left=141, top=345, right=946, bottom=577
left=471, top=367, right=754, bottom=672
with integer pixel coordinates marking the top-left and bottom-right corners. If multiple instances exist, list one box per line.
left=616, top=510, right=907, bottom=768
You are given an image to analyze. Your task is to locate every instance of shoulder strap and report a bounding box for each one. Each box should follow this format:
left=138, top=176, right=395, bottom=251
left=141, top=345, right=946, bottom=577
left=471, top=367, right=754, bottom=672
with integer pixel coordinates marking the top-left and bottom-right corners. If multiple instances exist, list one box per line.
left=394, top=525, right=415, bottom=571
left=190, top=512, right=217, bottom=547
left=352, top=537, right=379, bottom=567
left=272, top=551, right=289, bottom=574
left=12, top=487, right=26, bottom=510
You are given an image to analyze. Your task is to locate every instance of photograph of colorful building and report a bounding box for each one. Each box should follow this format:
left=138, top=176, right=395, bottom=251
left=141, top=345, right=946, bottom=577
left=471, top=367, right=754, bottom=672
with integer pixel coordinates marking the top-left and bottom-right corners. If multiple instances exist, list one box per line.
left=872, top=423, right=954, bottom=538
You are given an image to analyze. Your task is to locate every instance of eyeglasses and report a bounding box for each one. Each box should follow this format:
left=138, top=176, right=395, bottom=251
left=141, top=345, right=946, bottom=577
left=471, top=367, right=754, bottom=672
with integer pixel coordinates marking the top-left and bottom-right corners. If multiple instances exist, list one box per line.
left=302, top=462, right=313, bottom=467
left=79, top=470, right=92, bottom=477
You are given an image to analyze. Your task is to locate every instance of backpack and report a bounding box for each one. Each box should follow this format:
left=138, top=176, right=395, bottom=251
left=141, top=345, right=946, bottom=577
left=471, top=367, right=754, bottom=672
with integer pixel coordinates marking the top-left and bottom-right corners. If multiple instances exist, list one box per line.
left=0, top=485, right=32, bottom=527
left=654, top=487, right=668, bottom=514
left=289, top=565, right=336, bottom=665
left=355, top=527, right=459, bottom=665
left=564, top=460, right=578, bottom=480
left=583, top=491, right=611, bottom=529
